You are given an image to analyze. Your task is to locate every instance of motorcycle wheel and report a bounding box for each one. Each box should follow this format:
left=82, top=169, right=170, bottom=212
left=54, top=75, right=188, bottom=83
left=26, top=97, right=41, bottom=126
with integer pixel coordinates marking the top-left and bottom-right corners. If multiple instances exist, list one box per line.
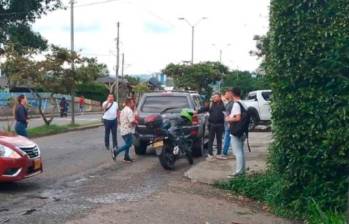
left=159, top=146, right=176, bottom=170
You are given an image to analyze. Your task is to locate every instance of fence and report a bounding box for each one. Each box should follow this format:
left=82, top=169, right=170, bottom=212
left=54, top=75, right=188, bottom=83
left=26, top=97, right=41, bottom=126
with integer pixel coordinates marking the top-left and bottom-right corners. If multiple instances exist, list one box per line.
left=0, top=92, right=102, bottom=117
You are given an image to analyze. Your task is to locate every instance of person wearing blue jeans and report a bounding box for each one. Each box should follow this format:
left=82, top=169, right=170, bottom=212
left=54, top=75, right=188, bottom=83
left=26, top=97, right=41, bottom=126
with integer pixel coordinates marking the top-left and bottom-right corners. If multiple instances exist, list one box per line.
left=113, top=98, right=138, bottom=162
left=222, top=123, right=231, bottom=155
left=113, top=133, right=133, bottom=161
left=15, top=95, right=29, bottom=137
left=222, top=89, right=234, bottom=157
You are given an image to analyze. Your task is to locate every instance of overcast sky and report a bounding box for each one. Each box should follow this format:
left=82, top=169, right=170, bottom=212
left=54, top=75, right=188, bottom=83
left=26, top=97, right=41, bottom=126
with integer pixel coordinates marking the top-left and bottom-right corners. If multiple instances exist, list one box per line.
left=33, top=0, right=270, bottom=75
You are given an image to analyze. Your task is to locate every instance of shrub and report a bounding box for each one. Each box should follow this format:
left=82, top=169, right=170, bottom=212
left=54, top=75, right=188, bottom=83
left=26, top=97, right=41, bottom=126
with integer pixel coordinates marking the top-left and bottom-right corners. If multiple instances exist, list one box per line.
left=76, top=83, right=109, bottom=103
left=267, top=0, right=349, bottom=218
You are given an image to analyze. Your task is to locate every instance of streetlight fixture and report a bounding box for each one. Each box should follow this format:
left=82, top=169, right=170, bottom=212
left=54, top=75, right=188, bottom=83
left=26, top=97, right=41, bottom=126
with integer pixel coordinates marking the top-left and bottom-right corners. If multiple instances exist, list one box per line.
left=212, top=43, right=231, bottom=63
left=178, top=17, right=207, bottom=64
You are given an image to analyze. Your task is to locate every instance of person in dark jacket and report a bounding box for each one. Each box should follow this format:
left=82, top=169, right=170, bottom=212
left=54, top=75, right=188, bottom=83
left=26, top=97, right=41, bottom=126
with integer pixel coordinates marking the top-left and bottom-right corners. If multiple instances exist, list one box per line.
left=60, top=97, right=68, bottom=117
left=15, top=95, right=29, bottom=137
left=198, top=92, right=226, bottom=160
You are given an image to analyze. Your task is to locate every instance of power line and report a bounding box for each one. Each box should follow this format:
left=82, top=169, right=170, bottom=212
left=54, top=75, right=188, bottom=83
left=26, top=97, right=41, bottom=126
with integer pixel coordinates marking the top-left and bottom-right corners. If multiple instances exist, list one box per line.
left=75, top=0, right=123, bottom=8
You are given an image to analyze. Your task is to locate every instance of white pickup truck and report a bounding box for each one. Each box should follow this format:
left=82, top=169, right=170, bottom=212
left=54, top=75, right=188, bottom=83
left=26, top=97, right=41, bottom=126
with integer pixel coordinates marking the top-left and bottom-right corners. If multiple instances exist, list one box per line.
left=242, top=90, right=272, bottom=129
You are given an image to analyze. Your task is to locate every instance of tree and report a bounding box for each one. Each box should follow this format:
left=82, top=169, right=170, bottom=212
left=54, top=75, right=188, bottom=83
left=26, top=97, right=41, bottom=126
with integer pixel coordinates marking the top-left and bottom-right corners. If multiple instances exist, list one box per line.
left=2, top=45, right=96, bottom=125
left=162, top=62, right=228, bottom=98
left=124, top=75, right=141, bottom=86
left=222, top=70, right=270, bottom=97
left=0, top=0, right=61, bottom=52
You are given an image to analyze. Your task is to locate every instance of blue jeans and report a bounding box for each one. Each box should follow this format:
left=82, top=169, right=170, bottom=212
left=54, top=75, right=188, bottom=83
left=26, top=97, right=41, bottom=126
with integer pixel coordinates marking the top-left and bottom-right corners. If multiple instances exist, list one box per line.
left=223, top=127, right=231, bottom=155
left=115, top=134, right=133, bottom=159
left=231, top=134, right=246, bottom=175
left=104, top=119, right=117, bottom=149
left=15, top=122, right=28, bottom=137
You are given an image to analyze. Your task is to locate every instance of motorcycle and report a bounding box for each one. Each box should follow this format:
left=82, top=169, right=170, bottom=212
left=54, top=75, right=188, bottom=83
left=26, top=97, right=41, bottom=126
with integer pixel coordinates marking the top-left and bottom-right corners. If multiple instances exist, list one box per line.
left=144, top=108, right=194, bottom=170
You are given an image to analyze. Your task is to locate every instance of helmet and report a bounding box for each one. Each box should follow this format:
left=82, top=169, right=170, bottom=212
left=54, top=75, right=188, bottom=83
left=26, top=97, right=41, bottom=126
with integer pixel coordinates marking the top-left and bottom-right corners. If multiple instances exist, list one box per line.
left=180, top=108, right=194, bottom=122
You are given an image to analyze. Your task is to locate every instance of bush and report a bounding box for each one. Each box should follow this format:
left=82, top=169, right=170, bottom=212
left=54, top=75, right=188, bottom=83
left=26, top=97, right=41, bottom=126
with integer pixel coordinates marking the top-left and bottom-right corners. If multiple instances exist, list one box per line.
left=267, top=0, right=349, bottom=218
left=216, top=172, right=276, bottom=202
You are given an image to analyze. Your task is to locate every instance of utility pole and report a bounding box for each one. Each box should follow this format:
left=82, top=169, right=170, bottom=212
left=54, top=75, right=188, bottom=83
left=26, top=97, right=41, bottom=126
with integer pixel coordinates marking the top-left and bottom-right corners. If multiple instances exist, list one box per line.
left=70, top=0, right=75, bottom=125
left=191, top=26, right=194, bottom=64
left=115, top=22, right=120, bottom=102
left=121, top=53, right=125, bottom=79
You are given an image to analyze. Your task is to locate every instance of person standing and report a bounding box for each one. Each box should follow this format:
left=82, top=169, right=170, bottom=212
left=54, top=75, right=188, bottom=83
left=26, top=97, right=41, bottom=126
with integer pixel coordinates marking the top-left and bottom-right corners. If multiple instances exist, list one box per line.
left=226, top=87, right=247, bottom=176
left=15, top=95, right=29, bottom=137
left=60, top=97, right=68, bottom=117
left=102, top=94, right=118, bottom=151
left=79, top=96, right=85, bottom=113
left=113, top=98, right=138, bottom=162
left=199, top=93, right=226, bottom=160
left=222, top=89, right=234, bottom=158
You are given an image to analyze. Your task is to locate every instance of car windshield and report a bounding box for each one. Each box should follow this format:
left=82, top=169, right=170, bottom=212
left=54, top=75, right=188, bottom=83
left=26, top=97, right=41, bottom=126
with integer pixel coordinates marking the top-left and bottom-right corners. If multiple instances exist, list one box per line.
left=141, top=96, right=190, bottom=113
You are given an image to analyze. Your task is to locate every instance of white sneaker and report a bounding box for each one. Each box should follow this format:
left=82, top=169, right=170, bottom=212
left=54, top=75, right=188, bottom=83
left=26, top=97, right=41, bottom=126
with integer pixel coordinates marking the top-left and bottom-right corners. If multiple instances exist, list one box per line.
left=216, top=155, right=228, bottom=160
left=206, top=155, right=215, bottom=161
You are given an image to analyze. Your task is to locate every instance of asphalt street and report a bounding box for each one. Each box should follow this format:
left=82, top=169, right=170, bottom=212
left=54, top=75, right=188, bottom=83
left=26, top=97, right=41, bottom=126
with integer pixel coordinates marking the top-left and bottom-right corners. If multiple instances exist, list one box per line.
left=0, top=127, right=291, bottom=224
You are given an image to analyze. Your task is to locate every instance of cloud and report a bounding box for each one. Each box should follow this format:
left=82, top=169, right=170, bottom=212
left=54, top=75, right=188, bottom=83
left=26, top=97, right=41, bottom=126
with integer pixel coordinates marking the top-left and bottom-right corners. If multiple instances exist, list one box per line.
left=32, top=0, right=270, bottom=74
left=144, top=21, right=172, bottom=33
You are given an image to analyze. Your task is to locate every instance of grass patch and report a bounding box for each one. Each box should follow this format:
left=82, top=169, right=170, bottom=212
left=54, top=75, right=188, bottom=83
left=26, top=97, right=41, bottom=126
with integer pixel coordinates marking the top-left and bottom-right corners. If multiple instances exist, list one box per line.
left=216, top=173, right=347, bottom=224
left=28, top=124, right=80, bottom=138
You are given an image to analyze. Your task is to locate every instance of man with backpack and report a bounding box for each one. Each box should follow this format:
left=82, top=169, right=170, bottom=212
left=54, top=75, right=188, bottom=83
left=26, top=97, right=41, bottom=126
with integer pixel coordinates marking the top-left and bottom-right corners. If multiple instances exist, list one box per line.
left=226, top=87, right=249, bottom=176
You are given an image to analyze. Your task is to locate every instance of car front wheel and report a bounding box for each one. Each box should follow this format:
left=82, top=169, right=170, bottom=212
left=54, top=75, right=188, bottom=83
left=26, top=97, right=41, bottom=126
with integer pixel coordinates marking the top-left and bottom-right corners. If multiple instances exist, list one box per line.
left=192, top=136, right=205, bottom=157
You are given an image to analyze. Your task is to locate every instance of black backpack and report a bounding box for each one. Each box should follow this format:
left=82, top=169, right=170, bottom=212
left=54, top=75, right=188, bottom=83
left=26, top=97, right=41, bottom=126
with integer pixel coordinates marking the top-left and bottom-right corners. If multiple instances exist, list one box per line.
left=230, top=101, right=251, bottom=152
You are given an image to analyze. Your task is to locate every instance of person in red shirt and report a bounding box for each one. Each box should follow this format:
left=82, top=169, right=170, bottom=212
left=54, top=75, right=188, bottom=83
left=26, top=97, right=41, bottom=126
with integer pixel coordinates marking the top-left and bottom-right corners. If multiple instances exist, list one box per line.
left=79, top=96, right=85, bottom=113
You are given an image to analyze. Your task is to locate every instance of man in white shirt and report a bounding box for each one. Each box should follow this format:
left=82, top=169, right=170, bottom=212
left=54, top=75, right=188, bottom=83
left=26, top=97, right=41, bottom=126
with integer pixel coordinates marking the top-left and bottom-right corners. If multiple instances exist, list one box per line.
left=102, top=94, right=118, bottom=150
left=113, top=98, right=138, bottom=162
left=225, top=87, right=247, bottom=176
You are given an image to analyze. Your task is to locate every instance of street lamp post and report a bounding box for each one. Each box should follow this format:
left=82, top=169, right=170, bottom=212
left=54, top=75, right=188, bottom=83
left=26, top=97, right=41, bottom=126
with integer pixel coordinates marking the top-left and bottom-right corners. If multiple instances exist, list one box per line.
left=212, top=43, right=231, bottom=64
left=178, top=17, right=207, bottom=64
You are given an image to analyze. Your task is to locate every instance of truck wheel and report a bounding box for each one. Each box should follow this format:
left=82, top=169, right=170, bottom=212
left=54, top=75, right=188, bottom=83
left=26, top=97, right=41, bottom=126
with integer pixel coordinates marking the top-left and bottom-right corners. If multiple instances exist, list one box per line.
left=134, top=140, right=148, bottom=155
left=192, top=136, right=205, bottom=157
left=249, top=112, right=259, bottom=131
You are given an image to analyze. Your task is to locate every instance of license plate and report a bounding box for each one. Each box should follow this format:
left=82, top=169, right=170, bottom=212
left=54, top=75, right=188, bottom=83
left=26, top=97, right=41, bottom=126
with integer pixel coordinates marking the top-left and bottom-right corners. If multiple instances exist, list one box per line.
left=153, top=141, right=163, bottom=149
left=33, top=159, right=41, bottom=170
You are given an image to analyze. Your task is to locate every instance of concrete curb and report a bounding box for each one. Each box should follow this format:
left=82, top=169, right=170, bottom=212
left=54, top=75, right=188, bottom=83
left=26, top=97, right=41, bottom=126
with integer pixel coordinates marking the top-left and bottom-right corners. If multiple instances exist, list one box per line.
left=0, top=112, right=103, bottom=121
left=31, top=123, right=104, bottom=139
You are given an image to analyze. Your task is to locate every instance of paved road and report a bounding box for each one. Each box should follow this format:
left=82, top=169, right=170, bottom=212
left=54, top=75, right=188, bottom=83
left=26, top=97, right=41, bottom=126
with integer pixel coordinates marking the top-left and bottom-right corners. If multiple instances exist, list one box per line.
left=0, top=128, right=291, bottom=224
left=0, top=113, right=102, bottom=129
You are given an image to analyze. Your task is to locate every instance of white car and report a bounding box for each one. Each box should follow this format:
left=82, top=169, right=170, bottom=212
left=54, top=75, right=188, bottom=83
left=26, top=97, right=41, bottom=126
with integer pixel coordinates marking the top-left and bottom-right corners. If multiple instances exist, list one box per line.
left=242, top=90, right=272, bottom=129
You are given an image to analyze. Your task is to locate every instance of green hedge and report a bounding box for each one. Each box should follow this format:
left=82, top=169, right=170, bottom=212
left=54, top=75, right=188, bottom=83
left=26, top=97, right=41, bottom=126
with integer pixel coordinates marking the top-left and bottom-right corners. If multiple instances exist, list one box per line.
left=267, top=0, right=349, bottom=218
left=76, top=83, right=109, bottom=103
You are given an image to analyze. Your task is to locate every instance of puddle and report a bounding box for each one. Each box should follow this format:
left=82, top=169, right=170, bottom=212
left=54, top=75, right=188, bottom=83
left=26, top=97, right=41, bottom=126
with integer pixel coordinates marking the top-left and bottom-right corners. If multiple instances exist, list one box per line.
left=40, top=188, right=74, bottom=201
left=86, top=192, right=144, bottom=204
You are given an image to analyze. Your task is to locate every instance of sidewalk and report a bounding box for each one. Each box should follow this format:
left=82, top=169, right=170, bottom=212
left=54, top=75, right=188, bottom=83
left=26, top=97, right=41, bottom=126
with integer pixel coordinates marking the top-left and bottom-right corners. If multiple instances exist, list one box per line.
left=185, top=132, right=272, bottom=185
